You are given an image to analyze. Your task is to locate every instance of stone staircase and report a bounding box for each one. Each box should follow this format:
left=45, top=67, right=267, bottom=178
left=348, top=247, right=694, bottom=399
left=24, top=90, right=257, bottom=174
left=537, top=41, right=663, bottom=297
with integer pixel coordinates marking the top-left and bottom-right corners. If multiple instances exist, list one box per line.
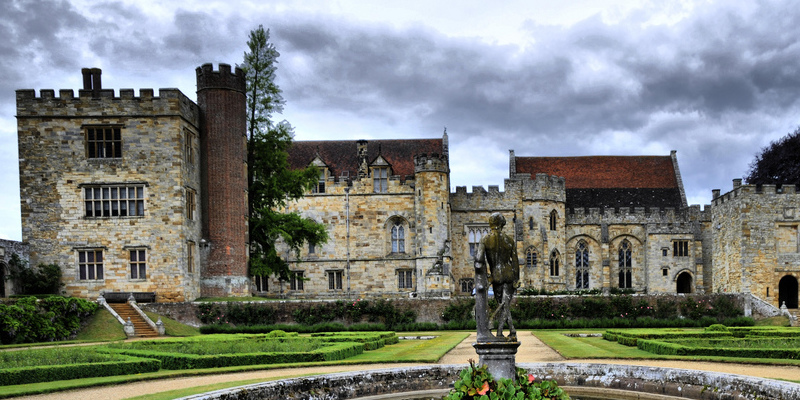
left=109, top=303, right=159, bottom=337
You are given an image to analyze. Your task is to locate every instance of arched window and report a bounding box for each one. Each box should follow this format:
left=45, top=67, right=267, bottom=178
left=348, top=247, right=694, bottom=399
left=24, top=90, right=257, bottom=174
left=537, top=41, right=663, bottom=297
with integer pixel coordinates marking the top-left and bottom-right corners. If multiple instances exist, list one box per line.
left=525, top=248, right=537, bottom=269
left=549, top=250, right=560, bottom=276
left=575, top=241, right=589, bottom=289
left=618, top=240, right=632, bottom=289
left=468, top=225, right=490, bottom=258
left=549, top=210, right=558, bottom=231
left=391, top=222, right=405, bottom=253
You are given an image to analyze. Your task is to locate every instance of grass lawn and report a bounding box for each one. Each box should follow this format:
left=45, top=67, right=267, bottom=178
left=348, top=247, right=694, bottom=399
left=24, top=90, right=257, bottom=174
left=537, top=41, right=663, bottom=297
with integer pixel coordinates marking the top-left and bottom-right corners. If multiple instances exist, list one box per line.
left=143, top=311, right=201, bottom=337
left=75, top=309, right=128, bottom=341
left=532, top=329, right=800, bottom=366
left=0, top=331, right=467, bottom=399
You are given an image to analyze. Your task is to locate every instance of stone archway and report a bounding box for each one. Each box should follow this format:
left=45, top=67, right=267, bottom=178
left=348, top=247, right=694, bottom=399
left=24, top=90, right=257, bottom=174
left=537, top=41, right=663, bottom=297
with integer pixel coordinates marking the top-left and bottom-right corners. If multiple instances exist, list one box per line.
left=778, top=275, right=798, bottom=309
left=676, top=271, right=693, bottom=293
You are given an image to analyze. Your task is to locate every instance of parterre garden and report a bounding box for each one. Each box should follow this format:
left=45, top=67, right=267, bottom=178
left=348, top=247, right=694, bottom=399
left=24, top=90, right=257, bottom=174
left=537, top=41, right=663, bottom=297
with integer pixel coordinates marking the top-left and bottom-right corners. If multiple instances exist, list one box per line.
left=603, top=324, right=800, bottom=359
left=0, top=331, right=398, bottom=386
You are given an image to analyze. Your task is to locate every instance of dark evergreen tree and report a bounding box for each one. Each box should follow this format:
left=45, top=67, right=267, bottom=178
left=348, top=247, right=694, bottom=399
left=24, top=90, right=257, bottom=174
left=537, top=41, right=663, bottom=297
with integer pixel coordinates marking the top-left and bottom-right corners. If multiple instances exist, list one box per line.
left=745, top=126, right=800, bottom=185
left=242, top=25, right=327, bottom=280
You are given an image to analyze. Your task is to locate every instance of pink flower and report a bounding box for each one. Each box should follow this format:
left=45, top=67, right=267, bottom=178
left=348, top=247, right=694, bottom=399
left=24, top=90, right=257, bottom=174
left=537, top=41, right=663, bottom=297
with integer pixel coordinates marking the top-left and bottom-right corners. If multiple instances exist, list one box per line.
left=477, top=382, right=490, bottom=395
left=527, top=374, right=535, bottom=383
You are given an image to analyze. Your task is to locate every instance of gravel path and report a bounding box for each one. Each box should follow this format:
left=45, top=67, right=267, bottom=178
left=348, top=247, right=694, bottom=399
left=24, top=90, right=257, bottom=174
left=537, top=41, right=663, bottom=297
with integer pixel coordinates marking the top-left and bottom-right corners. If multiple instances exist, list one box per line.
left=14, top=332, right=800, bottom=400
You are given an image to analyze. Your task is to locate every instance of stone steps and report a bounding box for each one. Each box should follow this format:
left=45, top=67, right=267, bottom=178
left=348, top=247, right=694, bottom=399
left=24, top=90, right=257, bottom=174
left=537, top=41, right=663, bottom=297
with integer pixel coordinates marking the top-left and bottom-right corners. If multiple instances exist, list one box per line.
left=109, top=303, right=159, bottom=337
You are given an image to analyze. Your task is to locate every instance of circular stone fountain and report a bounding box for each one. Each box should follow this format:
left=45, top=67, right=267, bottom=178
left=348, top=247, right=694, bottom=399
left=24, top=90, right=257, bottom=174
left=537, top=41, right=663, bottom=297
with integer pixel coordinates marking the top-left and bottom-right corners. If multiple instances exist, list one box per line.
left=175, top=363, right=800, bottom=400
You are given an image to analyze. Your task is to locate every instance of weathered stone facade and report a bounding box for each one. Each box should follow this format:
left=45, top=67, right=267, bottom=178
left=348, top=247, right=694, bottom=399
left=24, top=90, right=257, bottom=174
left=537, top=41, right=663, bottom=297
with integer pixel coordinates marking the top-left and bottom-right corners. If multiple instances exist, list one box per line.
left=0, top=239, right=28, bottom=297
left=15, top=66, right=800, bottom=310
left=711, top=180, right=800, bottom=308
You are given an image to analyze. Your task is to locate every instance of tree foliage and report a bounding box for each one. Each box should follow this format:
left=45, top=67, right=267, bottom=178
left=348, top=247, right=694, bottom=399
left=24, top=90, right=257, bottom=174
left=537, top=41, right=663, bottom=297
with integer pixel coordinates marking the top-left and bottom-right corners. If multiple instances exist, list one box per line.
left=242, top=25, right=328, bottom=280
left=745, top=126, right=800, bottom=185
left=6, top=254, right=63, bottom=295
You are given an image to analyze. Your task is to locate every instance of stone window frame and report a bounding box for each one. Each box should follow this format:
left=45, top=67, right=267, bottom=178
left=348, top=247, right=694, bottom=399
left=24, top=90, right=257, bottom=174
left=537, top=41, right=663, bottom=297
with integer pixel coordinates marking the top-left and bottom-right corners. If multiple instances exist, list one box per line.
left=312, top=168, right=328, bottom=194
left=575, top=240, right=589, bottom=289
left=83, top=183, right=146, bottom=218
left=289, top=271, right=304, bottom=291
left=128, top=248, right=147, bottom=281
left=77, top=248, right=104, bottom=281
left=525, top=247, right=538, bottom=269
left=397, top=268, right=414, bottom=290
left=372, top=166, right=389, bottom=193
left=253, top=275, right=268, bottom=292
left=549, top=249, right=560, bottom=277
left=460, top=278, right=474, bottom=293
left=186, top=187, right=197, bottom=221
left=184, top=129, right=196, bottom=165
left=549, top=210, right=558, bottom=231
left=85, top=125, right=123, bottom=159
left=386, top=216, right=410, bottom=255
left=187, top=241, right=195, bottom=274
left=672, top=240, right=690, bottom=257
left=618, top=240, right=633, bottom=289
left=467, top=224, right=490, bottom=259
left=327, top=270, right=343, bottom=290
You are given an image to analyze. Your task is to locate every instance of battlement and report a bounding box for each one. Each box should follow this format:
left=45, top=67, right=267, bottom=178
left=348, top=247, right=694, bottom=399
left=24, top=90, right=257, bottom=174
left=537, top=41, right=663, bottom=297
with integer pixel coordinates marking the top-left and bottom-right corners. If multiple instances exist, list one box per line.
left=711, top=178, right=800, bottom=207
left=196, top=63, right=246, bottom=93
left=567, top=204, right=710, bottom=225
left=16, top=88, right=198, bottom=123
left=413, top=152, right=448, bottom=173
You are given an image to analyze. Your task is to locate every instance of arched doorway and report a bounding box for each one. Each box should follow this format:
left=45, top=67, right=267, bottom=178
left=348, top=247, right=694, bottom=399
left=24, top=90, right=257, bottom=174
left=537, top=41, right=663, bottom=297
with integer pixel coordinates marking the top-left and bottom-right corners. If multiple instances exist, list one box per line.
left=778, top=275, right=798, bottom=309
left=676, top=271, right=693, bottom=293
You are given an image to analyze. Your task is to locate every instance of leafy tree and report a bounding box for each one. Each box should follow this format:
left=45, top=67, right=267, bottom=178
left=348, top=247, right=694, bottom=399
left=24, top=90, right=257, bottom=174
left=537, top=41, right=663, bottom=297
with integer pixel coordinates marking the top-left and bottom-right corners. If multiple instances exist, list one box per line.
left=745, top=126, right=800, bottom=185
left=242, top=25, right=328, bottom=280
left=6, top=254, right=63, bottom=295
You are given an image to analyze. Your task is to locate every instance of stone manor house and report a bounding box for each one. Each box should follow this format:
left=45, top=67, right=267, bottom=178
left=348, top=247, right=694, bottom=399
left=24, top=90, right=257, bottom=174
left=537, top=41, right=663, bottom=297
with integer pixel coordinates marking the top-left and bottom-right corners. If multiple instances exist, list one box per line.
left=14, top=65, right=800, bottom=310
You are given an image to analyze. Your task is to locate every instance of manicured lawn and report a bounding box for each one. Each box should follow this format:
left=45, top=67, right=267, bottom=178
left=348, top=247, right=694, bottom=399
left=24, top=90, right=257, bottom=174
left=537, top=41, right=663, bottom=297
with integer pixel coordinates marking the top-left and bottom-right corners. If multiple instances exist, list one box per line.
left=144, top=311, right=201, bottom=337
left=0, top=332, right=466, bottom=399
left=532, top=329, right=800, bottom=366
left=75, top=308, right=128, bottom=341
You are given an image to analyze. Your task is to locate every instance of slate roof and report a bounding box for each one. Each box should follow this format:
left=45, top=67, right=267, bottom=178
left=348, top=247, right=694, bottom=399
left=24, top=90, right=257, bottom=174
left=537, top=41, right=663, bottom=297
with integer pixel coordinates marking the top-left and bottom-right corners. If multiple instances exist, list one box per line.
left=514, top=155, right=684, bottom=209
left=287, top=139, right=445, bottom=180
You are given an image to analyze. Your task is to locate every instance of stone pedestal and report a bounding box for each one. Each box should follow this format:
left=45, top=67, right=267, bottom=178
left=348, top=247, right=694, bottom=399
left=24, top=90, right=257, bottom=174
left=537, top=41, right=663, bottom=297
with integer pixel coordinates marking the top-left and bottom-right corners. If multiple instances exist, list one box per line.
left=473, top=341, right=521, bottom=381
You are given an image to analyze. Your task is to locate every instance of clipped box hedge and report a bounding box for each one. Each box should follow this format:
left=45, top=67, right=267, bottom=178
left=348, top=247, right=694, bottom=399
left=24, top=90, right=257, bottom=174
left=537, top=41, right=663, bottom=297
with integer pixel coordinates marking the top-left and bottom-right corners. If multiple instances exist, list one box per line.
left=604, top=329, right=733, bottom=347
left=637, top=337, right=800, bottom=359
left=0, top=355, right=161, bottom=386
left=310, top=331, right=399, bottom=350
left=102, top=341, right=364, bottom=370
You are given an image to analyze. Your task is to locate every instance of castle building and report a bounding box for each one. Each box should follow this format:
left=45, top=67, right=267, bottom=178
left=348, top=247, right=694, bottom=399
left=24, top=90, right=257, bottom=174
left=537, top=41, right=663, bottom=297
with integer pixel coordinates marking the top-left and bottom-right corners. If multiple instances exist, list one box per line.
left=14, top=67, right=800, bottom=310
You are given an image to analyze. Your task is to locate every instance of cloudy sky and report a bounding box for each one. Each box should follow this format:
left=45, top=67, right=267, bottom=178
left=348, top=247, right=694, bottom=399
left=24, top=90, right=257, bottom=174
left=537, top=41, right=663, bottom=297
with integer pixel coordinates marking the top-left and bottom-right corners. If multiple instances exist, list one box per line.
left=1, top=0, right=799, bottom=241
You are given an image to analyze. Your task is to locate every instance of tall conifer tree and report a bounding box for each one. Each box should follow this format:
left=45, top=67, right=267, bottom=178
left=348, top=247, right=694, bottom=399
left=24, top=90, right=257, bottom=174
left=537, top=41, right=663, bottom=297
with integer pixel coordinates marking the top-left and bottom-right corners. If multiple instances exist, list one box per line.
left=242, top=25, right=327, bottom=280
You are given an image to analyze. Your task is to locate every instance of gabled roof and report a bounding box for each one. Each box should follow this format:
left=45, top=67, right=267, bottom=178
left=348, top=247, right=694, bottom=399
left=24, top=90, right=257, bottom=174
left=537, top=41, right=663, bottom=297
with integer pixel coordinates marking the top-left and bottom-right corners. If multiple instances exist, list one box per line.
left=514, top=156, right=679, bottom=189
left=514, top=155, right=685, bottom=209
left=288, top=139, right=445, bottom=180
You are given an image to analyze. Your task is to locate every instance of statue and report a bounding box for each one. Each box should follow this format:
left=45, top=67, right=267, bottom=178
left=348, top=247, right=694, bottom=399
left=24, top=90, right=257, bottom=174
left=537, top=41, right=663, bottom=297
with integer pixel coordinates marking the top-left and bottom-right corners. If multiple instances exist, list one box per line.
left=474, top=212, right=520, bottom=342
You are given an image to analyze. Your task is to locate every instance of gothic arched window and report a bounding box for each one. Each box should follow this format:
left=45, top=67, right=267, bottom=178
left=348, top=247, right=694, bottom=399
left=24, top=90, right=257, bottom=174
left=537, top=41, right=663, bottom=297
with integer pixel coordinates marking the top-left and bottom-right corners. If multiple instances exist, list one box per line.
left=549, top=210, right=558, bottom=231
left=575, top=241, right=589, bottom=289
left=391, top=222, right=405, bottom=253
left=525, top=248, right=537, bottom=269
left=549, top=250, right=560, bottom=276
left=618, top=240, right=632, bottom=289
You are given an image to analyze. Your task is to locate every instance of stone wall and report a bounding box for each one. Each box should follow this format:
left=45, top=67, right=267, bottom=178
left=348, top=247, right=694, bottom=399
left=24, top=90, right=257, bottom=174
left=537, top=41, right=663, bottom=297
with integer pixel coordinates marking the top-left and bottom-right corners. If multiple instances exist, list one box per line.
left=17, top=88, right=202, bottom=302
left=0, top=239, right=29, bottom=297
left=712, top=181, right=800, bottom=307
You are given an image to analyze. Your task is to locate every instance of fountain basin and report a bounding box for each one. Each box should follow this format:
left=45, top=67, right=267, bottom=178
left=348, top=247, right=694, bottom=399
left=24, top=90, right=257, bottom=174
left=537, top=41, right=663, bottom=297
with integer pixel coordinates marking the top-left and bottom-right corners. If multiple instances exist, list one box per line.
left=176, top=363, right=800, bottom=400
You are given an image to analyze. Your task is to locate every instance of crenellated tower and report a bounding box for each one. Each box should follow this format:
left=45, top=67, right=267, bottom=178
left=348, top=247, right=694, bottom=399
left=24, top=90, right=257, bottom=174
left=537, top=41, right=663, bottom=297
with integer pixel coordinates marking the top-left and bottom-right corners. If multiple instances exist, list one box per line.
left=196, top=63, right=249, bottom=297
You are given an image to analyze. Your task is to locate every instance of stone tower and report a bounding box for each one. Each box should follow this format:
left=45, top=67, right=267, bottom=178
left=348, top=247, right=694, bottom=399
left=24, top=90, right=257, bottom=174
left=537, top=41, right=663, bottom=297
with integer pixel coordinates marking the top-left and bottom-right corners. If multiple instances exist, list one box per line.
left=196, top=63, right=249, bottom=297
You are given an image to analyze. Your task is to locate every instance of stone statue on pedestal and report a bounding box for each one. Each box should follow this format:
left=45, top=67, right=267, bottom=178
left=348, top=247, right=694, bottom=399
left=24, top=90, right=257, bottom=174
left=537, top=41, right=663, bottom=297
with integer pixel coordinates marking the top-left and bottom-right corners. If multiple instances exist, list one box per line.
left=474, top=212, right=520, bottom=342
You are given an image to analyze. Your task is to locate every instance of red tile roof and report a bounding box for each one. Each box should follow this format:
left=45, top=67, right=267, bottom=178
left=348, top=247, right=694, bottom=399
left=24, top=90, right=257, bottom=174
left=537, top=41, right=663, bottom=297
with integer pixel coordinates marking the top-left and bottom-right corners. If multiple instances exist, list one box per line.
left=288, top=139, right=445, bottom=179
left=514, top=156, right=678, bottom=189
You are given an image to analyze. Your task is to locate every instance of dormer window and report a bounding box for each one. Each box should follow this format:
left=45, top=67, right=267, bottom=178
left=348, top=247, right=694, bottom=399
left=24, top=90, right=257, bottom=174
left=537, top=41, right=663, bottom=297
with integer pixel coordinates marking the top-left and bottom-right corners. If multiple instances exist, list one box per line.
left=313, top=169, right=327, bottom=194
left=373, top=167, right=388, bottom=193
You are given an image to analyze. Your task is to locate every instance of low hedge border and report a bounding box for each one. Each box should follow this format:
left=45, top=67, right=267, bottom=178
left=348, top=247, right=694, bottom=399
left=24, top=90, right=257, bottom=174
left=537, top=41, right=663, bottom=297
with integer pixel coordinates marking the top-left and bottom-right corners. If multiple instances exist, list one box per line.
left=310, top=332, right=400, bottom=349
left=100, top=341, right=364, bottom=370
left=604, top=329, right=734, bottom=347
left=637, top=338, right=800, bottom=359
left=0, top=355, right=161, bottom=386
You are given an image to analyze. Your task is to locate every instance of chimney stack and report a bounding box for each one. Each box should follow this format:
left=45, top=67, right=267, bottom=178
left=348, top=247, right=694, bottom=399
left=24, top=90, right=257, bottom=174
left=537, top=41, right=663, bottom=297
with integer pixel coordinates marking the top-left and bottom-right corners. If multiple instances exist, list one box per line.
left=81, top=68, right=102, bottom=98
